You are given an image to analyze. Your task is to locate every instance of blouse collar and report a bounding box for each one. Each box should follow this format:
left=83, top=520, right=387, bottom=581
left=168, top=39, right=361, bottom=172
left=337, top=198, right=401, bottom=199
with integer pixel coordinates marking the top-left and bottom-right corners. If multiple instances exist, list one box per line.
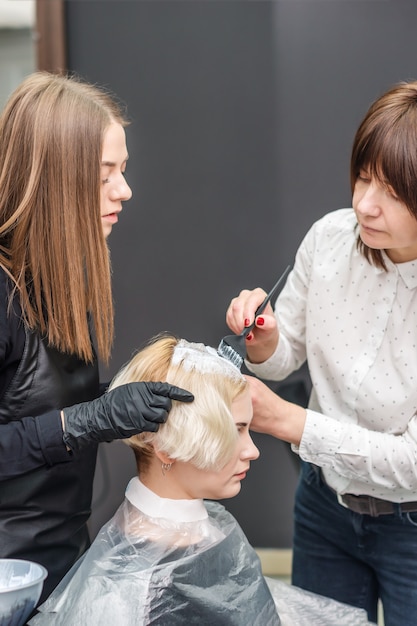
left=125, top=477, right=208, bottom=523
left=383, top=253, right=417, bottom=290
left=395, top=260, right=417, bottom=290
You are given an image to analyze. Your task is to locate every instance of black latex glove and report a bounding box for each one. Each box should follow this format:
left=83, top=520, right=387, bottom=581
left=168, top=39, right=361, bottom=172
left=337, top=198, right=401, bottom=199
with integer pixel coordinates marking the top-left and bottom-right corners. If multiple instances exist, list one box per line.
left=62, top=382, right=194, bottom=451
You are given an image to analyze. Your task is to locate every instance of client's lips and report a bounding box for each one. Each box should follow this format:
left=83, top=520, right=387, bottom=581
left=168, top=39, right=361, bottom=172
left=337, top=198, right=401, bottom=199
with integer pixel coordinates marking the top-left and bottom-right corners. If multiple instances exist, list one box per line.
left=234, top=467, right=249, bottom=479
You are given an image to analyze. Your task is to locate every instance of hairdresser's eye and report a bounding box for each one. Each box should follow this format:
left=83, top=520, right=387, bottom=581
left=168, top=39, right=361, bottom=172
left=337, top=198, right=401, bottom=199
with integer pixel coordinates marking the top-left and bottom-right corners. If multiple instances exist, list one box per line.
left=386, top=185, right=399, bottom=201
left=357, top=170, right=371, bottom=183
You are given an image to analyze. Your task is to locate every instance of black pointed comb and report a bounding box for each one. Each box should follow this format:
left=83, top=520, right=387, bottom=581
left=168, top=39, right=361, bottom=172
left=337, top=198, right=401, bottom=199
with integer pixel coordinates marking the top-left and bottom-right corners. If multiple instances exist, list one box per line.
left=217, top=265, right=291, bottom=369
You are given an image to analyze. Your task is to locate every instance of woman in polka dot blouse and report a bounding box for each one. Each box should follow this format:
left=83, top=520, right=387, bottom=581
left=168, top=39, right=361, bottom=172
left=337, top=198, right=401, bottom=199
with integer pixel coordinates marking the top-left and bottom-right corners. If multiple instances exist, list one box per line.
left=225, top=80, right=417, bottom=626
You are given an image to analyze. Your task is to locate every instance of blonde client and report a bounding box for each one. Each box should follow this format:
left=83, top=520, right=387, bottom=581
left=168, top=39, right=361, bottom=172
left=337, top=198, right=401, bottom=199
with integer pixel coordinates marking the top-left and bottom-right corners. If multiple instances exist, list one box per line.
left=30, top=335, right=372, bottom=625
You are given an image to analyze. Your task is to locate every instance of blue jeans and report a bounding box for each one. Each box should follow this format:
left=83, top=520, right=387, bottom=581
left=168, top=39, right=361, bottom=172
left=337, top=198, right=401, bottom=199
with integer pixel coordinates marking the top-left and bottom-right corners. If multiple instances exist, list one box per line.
left=292, top=461, right=417, bottom=626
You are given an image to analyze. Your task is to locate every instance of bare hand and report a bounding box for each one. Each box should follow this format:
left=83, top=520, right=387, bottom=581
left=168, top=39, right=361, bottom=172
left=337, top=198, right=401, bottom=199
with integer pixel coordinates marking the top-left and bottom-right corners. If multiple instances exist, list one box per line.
left=225, top=287, right=279, bottom=363
left=245, top=375, right=306, bottom=446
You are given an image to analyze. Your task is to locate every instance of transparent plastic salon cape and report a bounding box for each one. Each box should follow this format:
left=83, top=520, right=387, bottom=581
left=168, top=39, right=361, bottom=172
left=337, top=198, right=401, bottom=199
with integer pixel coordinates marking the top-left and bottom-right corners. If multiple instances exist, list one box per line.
left=30, top=478, right=373, bottom=626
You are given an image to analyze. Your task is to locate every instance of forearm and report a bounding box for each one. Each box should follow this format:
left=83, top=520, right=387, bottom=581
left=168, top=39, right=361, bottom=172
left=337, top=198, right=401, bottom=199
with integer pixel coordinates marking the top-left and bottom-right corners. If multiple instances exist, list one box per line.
left=297, top=410, right=417, bottom=493
left=273, top=400, right=306, bottom=446
left=0, top=411, right=70, bottom=480
left=246, top=375, right=306, bottom=445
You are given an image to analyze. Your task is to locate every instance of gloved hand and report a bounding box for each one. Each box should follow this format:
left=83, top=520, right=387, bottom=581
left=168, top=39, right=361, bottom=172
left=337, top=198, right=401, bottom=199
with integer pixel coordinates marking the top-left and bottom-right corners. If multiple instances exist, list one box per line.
left=62, top=382, right=194, bottom=451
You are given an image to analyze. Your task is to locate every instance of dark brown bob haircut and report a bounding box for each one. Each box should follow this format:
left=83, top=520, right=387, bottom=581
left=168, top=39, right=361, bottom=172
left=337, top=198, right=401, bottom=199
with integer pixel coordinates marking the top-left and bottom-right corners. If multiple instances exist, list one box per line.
left=350, top=80, right=417, bottom=270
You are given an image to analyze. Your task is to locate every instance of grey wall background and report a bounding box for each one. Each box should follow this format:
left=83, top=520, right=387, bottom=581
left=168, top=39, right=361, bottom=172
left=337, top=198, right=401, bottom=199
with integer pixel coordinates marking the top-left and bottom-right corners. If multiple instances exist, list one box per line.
left=0, top=0, right=35, bottom=107
left=64, top=0, right=417, bottom=547
left=0, top=28, right=35, bottom=108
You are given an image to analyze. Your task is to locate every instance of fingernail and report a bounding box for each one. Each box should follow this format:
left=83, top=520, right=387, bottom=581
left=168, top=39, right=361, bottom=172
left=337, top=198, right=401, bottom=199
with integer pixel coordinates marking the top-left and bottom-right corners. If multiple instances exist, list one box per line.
left=246, top=333, right=253, bottom=341
left=256, top=317, right=265, bottom=326
left=244, top=318, right=250, bottom=327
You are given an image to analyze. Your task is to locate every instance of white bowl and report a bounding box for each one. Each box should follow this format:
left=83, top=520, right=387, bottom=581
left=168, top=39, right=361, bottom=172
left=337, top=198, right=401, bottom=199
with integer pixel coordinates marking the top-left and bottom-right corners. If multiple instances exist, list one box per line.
left=0, top=559, right=48, bottom=626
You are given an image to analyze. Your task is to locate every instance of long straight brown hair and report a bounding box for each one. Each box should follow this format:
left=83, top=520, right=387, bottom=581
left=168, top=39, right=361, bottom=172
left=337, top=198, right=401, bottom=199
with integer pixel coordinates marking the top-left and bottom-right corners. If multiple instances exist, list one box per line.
left=350, top=81, right=417, bottom=270
left=0, top=72, right=129, bottom=363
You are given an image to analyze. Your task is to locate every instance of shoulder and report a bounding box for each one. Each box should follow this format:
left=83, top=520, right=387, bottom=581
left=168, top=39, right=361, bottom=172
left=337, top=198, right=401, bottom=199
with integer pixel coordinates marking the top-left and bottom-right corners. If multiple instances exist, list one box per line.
left=291, top=209, right=359, bottom=282
left=300, top=208, right=357, bottom=258
left=0, top=267, right=24, bottom=364
left=0, top=266, right=18, bottom=306
left=310, top=208, right=357, bottom=238
left=0, top=265, right=8, bottom=292
left=0, top=268, right=11, bottom=357
left=205, top=500, right=241, bottom=531
left=205, top=499, right=232, bottom=518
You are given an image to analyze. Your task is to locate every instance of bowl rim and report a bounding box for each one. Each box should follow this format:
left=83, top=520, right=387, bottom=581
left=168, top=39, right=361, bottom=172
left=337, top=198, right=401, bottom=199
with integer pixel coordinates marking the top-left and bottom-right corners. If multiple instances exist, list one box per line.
left=0, top=559, right=48, bottom=593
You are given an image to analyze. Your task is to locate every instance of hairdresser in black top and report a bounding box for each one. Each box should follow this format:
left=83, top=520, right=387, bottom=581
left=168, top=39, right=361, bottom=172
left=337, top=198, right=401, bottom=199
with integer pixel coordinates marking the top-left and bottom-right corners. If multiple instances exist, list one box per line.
left=0, top=72, right=193, bottom=603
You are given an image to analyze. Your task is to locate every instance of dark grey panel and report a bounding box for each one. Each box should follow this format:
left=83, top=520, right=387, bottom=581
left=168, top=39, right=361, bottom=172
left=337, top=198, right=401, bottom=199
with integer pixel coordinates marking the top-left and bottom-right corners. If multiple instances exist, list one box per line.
left=65, top=0, right=417, bottom=547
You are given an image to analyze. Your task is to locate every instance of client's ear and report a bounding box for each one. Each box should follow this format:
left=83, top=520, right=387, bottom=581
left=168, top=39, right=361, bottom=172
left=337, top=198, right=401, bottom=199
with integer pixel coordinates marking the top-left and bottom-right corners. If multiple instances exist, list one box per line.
left=154, top=448, right=175, bottom=465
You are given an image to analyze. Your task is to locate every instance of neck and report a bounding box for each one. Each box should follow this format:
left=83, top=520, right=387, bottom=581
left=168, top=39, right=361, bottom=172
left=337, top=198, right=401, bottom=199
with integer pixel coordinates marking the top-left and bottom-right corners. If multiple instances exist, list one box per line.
left=139, top=458, right=193, bottom=500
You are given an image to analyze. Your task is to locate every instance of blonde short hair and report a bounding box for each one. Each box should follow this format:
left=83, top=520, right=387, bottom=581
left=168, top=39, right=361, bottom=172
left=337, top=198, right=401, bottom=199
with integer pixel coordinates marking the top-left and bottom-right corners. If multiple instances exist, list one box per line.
left=109, top=334, right=247, bottom=471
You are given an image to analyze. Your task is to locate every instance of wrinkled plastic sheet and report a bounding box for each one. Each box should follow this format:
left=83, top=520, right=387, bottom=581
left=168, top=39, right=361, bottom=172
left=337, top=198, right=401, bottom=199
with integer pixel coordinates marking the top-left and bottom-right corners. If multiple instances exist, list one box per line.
left=30, top=499, right=279, bottom=625
left=30, top=496, right=374, bottom=626
left=266, top=577, right=375, bottom=626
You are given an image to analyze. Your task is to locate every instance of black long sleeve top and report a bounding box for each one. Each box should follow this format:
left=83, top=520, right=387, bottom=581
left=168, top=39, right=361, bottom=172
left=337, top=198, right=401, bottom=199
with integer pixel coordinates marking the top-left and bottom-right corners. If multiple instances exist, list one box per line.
left=0, top=268, right=71, bottom=480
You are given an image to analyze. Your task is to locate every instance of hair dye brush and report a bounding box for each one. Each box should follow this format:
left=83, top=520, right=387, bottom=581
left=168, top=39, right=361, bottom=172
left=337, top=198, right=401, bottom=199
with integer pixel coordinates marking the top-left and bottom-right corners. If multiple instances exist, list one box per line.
left=217, top=265, right=291, bottom=370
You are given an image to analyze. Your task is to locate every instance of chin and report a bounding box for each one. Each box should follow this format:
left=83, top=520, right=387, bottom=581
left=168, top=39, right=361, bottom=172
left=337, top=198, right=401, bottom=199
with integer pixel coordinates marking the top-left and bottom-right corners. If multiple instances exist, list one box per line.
left=359, top=231, right=385, bottom=249
left=217, top=485, right=242, bottom=501
left=102, top=225, right=113, bottom=239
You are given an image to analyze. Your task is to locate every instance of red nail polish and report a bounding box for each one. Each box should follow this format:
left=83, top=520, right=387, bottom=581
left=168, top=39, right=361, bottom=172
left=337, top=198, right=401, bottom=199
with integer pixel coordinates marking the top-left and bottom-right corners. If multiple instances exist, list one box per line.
left=244, top=318, right=250, bottom=327
left=246, top=333, right=253, bottom=341
left=257, top=316, right=265, bottom=326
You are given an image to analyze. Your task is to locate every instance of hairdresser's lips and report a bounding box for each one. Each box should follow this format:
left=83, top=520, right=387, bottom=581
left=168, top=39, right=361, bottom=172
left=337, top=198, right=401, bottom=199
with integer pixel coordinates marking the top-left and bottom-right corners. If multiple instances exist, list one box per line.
left=234, top=468, right=249, bottom=480
left=358, top=222, right=385, bottom=241
left=360, top=223, right=382, bottom=234
left=101, top=211, right=120, bottom=225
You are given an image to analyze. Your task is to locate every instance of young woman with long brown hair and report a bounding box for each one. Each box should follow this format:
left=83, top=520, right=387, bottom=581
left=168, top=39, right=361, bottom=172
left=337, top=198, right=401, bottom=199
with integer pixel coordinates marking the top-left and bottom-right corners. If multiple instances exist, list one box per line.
left=0, top=72, right=192, bottom=602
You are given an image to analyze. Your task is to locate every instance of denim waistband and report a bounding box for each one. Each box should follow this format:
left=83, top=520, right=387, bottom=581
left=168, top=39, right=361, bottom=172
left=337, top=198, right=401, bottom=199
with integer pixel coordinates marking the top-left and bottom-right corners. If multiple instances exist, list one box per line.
left=317, top=465, right=417, bottom=517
